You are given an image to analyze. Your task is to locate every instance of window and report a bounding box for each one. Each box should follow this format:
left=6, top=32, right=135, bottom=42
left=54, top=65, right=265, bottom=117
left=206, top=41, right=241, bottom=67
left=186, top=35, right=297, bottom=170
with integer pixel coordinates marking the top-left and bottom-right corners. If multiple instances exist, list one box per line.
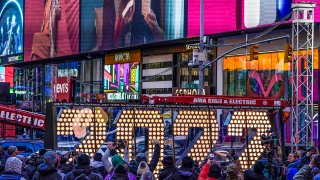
left=143, top=61, right=172, bottom=69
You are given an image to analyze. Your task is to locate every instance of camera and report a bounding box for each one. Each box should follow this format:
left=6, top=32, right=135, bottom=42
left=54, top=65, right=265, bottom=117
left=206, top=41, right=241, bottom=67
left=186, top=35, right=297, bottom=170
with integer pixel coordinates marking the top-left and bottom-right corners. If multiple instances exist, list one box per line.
left=116, top=139, right=127, bottom=149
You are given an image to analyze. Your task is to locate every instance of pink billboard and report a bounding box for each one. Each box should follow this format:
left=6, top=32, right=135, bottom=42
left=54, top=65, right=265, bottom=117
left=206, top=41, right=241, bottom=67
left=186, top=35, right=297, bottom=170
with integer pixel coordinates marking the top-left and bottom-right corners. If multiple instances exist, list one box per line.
left=188, top=0, right=320, bottom=37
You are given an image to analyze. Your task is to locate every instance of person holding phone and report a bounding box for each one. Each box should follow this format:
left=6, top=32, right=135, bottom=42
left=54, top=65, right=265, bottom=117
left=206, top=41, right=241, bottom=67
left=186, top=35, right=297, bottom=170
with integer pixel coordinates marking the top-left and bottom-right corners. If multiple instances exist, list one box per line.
left=198, top=155, right=222, bottom=180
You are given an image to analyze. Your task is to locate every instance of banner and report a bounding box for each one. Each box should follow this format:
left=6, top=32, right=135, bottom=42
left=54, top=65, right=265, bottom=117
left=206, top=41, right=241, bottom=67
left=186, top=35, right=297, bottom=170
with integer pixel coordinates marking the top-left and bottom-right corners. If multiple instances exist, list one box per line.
left=0, top=105, right=45, bottom=130
left=52, top=77, right=74, bottom=102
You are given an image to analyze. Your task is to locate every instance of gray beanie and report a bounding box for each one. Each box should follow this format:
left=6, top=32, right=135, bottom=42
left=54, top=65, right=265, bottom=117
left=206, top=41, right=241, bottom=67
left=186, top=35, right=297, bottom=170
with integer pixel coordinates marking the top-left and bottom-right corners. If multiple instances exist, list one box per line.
left=44, top=151, right=57, bottom=165
left=5, top=157, right=22, bottom=174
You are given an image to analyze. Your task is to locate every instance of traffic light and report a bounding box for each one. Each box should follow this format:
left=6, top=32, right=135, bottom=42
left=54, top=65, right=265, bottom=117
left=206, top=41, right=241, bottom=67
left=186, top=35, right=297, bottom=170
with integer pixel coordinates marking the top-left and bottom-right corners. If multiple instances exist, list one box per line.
left=284, top=43, right=293, bottom=63
left=249, top=44, right=259, bottom=61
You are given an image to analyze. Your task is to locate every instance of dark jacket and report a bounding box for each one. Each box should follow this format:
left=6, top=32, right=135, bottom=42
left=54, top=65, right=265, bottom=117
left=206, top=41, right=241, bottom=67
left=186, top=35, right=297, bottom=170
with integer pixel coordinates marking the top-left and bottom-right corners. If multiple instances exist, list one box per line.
left=177, top=167, right=198, bottom=179
left=244, top=169, right=267, bottom=180
left=129, top=144, right=160, bottom=175
left=159, top=165, right=177, bottom=180
left=64, top=165, right=102, bottom=180
left=0, top=171, right=25, bottom=180
left=24, top=164, right=37, bottom=179
left=32, top=163, right=62, bottom=180
left=293, top=165, right=313, bottom=180
left=288, top=160, right=300, bottom=169
left=298, top=156, right=311, bottom=169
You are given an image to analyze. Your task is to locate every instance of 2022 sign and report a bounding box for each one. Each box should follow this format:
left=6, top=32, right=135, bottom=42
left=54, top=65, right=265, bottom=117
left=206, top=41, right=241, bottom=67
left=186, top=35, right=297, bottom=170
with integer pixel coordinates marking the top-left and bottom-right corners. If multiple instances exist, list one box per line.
left=56, top=107, right=271, bottom=177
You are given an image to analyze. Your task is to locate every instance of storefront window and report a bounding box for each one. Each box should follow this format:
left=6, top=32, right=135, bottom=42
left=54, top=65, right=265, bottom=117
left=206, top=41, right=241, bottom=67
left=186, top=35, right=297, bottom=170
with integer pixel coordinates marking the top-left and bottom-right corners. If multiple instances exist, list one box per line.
left=223, top=49, right=319, bottom=100
left=175, top=50, right=216, bottom=93
left=14, top=67, right=43, bottom=112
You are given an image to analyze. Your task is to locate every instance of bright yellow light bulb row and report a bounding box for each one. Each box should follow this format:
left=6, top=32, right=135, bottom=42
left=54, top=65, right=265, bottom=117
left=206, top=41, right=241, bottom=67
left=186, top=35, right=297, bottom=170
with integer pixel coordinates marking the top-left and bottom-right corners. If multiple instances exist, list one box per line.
left=58, top=108, right=108, bottom=159
left=229, top=111, right=270, bottom=170
left=117, top=110, right=164, bottom=177
left=174, top=110, right=218, bottom=163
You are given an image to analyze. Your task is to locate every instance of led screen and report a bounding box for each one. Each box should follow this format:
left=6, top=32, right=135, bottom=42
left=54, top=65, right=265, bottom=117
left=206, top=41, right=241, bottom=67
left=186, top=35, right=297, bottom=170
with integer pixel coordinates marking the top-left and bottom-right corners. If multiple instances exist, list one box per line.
left=187, top=0, right=293, bottom=37
left=80, top=0, right=185, bottom=53
left=24, top=0, right=79, bottom=61
left=104, top=62, right=139, bottom=94
left=0, top=0, right=23, bottom=64
left=0, top=66, right=13, bottom=88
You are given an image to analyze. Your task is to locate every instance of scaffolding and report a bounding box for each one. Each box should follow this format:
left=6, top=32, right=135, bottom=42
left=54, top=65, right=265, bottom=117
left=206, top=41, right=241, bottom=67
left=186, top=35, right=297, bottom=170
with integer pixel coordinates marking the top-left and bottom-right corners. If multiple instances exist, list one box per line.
left=291, top=3, right=315, bottom=149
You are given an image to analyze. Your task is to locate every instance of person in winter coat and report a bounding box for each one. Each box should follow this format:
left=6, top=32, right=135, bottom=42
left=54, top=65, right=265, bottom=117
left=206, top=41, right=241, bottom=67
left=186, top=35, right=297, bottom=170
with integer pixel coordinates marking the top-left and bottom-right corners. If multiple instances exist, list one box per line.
left=128, top=139, right=160, bottom=175
left=16, top=155, right=30, bottom=180
left=243, top=161, right=267, bottom=180
left=293, top=154, right=320, bottom=180
left=198, top=158, right=221, bottom=180
left=104, top=155, right=135, bottom=180
left=64, top=154, right=103, bottom=180
left=0, top=157, right=25, bottom=180
left=159, top=156, right=176, bottom=180
left=32, top=151, right=62, bottom=180
left=91, top=153, right=107, bottom=178
left=25, top=153, right=41, bottom=179
left=140, top=171, right=155, bottom=180
left=136, top=161, right=150, bottom=179
left=176, top=156, right=198, bottom=179
left=225, top=163, right=242, bottom=180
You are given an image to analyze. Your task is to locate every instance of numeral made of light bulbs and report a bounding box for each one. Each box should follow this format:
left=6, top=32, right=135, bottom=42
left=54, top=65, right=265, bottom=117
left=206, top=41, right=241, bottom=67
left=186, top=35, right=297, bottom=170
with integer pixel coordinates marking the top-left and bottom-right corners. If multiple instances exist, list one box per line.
left=57, top=107, right=108, bottom=160
left=116, top=110, right=164, bottom=179
left=228, top=111, right=271, bottom=170
left=173, top=110, right=219, bottom=163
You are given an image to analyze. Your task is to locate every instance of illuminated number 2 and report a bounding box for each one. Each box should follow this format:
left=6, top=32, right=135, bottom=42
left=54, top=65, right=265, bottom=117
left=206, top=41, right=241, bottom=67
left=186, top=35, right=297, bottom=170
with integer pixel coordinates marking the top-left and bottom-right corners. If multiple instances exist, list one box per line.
left=174, top=110, right=219, bottom=163
left=57, top=107, right=108, bottom=159
left=228, top=111, right=271, bottom=169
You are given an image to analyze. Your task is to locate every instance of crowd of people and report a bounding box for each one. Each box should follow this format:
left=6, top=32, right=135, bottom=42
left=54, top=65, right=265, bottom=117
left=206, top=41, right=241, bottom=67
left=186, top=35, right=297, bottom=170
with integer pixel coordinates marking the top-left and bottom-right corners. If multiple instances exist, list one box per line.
left=1, top=139, right=320, bottom=180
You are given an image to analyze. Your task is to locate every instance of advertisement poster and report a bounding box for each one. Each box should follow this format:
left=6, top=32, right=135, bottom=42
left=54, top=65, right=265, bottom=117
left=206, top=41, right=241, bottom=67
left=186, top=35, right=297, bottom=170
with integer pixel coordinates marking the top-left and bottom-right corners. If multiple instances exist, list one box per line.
left=0, top=0, right=24, bottom=64
left=104, top=62, right=140, bottom=94
left=0, top=66, right=13, bottom=88
left=24, top=0, right=79, bottom=61
left=81, top=0, right=184, bottom=53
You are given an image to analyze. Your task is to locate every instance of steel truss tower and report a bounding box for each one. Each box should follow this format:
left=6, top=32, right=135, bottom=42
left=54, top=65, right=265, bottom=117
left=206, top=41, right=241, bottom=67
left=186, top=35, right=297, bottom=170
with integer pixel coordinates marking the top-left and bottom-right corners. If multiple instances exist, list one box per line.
left=291, top=3, right=315, bottom=149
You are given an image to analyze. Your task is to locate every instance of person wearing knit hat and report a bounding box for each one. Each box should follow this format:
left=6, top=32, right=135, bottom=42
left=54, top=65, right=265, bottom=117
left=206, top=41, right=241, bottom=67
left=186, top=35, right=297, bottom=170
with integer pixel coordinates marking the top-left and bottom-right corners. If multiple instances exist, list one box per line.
left=225, top=163, right=241, bottom=180
left=159, top=155, right=177, bottom=180
left=64, top=154, right=103, bottom=180
left=0, top=157, right=24, bottom=180
left=32, top=151, right=63, bottom=180
left=111, top=155, right=124, bottom=167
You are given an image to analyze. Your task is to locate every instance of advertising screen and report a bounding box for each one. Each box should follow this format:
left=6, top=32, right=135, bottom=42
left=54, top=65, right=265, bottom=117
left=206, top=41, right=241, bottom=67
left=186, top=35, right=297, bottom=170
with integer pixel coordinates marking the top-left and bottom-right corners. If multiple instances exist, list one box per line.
left=0, top=0, right=24, bottom=64
left=24, top=0, right=79, bottom=61
left=187, top=0, right=293, bottom=37
left=80, top=0, right=185, bottom=53
left=0, top=66, right=13, bottom=88
left=104, top=62, right=139, bottom=100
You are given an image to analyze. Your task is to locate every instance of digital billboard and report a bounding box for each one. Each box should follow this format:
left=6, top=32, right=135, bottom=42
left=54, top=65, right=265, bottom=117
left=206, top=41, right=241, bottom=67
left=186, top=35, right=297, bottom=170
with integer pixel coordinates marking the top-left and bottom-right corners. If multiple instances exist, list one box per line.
left=0, top=0, right=24, bottom=64
left=187, top=0, right=293, bottom=37
left=0, top=66, right=13, bottom=88
left=80, top=0, right=185, bottom=53
left=24, top=0, right=79, bottom=62
left=104, top=62, right=140, bottom=100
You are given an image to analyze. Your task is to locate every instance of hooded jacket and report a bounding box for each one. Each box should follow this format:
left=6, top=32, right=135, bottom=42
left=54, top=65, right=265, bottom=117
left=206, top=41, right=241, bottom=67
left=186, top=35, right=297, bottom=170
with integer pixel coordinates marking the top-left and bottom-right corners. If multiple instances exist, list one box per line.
left=243, top=169, right=267, bottom=180
left=159, top=165, right=177, bottom=180
left=177, top=167, right=198, bottom=179
left=64, top=165, right=103, bottom=180
left=32, top=163, right=62, bottom=180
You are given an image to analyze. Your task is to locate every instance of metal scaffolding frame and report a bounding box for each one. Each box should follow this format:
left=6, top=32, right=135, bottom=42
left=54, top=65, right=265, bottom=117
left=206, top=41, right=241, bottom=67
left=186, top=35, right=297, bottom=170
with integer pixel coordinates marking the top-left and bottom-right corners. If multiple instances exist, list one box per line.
left=291, top=3, right=315, bottom=149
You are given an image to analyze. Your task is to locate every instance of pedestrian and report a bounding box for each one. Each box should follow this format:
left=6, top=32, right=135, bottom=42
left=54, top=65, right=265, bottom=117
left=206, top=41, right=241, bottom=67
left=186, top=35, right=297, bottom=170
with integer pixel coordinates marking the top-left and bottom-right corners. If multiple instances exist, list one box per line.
left=7, top=146, right=18, bottom=157
left=128, top=140, right=160, bottom=175
left=243, top=161, right=267, bottom=180
left=32, top=151, right=62, bottom=180
left=198, top=158, right=221, bottom=180
left=64, top=153, right=103, bottom=180
left=225, top=163, right=242, bottom=180
left=176, top=156, right=198, bottom=179
left=91, top=153, right=107, bottom=178
left=104, top=155, right=135, bottom=180
left=136, top=161, right=149, bottom=179
left=140, top=171, right=155, bottom=180
left=17, top=155, right=30, bottom=179
left=159, top=156, right=177, bottom=180
left=0, top=157, right=25, bottom=180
